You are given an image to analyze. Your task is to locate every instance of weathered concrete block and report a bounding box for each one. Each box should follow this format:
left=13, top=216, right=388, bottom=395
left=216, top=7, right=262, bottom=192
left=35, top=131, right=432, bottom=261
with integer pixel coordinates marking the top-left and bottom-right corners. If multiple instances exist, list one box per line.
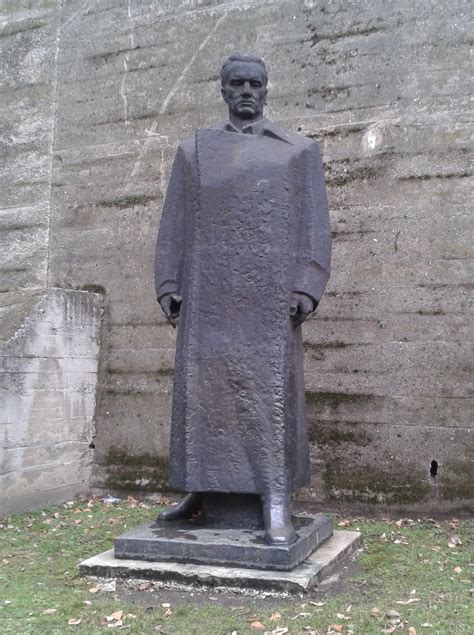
left=0, top=288, right=102, bottom=516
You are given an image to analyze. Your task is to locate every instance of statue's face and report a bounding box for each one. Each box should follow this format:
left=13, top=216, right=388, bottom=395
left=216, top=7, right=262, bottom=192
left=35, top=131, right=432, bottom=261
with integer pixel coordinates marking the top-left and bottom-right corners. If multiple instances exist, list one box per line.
left=221, top=61, right=268, bottom=120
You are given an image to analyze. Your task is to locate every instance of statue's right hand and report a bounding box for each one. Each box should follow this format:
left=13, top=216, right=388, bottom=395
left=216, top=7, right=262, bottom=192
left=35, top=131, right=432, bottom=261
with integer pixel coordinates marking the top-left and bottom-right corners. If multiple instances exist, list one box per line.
left=159, top=293, right=182, bottom=328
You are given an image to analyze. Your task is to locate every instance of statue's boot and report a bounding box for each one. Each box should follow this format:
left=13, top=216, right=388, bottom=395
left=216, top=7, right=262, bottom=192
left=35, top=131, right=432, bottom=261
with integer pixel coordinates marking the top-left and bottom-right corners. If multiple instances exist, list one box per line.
left=262, top=494, right=297, bottom=545
left=156, top=492, right=203, bottom=521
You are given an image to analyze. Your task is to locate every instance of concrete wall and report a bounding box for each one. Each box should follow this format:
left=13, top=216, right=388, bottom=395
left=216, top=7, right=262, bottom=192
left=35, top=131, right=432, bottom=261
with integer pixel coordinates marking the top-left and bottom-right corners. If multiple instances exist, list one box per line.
left=1, top=0, right=472, bottom=512
left=0, top=0, right=60, bottom=294
left=0, top=289, right=102, bottom=516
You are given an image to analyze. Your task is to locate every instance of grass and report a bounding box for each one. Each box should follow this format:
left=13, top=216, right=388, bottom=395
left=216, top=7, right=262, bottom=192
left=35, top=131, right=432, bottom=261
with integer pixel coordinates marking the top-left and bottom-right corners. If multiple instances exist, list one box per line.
left=0, top=497, right=472, bottom=634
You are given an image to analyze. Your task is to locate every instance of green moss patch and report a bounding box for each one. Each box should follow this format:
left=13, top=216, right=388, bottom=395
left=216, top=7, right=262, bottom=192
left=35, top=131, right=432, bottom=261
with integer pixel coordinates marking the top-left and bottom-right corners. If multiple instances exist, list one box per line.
left=104, top=448, right=169, bottom=493
left=309, top=420, right=372, bottom=446
left=325, top=464, right=431, bottom=505
left=439, top=459, right=474, bottom=501
left=306, top=391, right=377, bottom=408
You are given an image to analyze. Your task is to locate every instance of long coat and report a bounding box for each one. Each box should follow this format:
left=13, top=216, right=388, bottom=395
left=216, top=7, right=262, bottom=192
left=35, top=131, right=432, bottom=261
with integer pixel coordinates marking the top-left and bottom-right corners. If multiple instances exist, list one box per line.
left=155, top=119, right=331, bottom=498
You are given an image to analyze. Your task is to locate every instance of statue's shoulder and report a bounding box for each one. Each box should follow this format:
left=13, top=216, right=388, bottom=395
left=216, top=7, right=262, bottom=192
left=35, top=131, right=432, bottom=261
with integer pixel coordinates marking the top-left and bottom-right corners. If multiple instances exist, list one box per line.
left=177, top=136, right=196, bottom=160
left=267, top=121, right=321, bottom=155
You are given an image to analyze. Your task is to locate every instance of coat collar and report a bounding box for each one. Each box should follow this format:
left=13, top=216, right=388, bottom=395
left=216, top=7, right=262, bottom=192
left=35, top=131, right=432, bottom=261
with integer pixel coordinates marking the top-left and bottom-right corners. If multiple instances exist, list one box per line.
left=220, top=117, right=292, bottom=144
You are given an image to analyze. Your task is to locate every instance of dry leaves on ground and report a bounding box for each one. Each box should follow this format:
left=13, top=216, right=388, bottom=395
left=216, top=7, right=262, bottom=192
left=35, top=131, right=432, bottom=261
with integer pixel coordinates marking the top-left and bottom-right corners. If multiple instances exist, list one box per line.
left=101, top=609, right=124, bottom=628
left=448, top=534, right=462, bottom=548
left=250, top=620, right=266, bottom=630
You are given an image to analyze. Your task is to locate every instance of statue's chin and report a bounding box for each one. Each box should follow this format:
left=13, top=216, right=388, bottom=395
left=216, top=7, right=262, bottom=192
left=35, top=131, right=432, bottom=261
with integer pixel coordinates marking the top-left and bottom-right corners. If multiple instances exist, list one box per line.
left=237, top=110, right=259, bottom=120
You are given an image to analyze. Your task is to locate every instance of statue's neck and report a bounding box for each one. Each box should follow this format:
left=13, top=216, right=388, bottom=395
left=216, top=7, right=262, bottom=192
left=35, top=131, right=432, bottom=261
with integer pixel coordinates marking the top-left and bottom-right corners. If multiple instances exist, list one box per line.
left=228, top=112, right=264, bottom=131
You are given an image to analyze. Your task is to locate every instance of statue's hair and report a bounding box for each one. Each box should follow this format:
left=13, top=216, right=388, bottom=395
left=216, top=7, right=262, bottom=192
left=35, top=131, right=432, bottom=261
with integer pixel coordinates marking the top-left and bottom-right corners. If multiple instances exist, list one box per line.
left=220, top=53, right=268, bottom=85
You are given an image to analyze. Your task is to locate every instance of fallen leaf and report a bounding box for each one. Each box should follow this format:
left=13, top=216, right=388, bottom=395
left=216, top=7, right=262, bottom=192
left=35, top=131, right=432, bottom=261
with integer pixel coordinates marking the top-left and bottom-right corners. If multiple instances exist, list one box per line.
left=395, top=598, right=419, bottom=604
left=250, top=621, right=265, bottom=630
left=448, top=534, right=462, bottom=548
left=161, top=603, right=171, bottom=608
left=83, top=601, right=92, bottom=606
left=421, top=623, right=433, bottom=627
left=454, top=566, right=462, bottom=573
left=42, top=608, right=57, bottom=615
left=164, top=608, right=172, bottom=617
left=271, top=629, right=289, bottom=635
left=110, top=610, right=123, bottom=621
left=68, top=618, right=81, bottom=626
left=337, top=519, right=351, bottom=527
left=328, top=625, right=342, bottom=633
left=88, top=586, right=99, bottom=593
left=108, top=620, right=123, bottom=629
left=309, top=601, right=326, bottom=607
left=408, top=628, right=416, bottom=635
left=291, top=612, right=311, bottom=620
left=385, top=610, right=400, bottom=619
left=138, top=581, right=152, bottom=591
left=270, top=612, right=281, bottom=621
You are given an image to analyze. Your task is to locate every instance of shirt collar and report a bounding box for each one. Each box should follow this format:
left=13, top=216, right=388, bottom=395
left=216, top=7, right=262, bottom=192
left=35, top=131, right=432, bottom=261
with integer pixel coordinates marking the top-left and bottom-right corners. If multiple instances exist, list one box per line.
left=221, top=117, right=292, bottom=144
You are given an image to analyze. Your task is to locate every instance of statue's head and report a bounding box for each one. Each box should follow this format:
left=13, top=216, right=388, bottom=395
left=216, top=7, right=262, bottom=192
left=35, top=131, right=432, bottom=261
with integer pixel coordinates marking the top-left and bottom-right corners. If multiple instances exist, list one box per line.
left=220, top=53, right=268, bottom=121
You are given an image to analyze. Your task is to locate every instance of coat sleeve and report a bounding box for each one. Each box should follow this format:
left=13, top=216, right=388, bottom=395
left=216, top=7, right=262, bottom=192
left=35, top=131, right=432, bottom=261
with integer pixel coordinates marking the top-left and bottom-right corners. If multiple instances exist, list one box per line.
left=154, top=144, right=187, bottom=301
left=293, top=141, right=331, bottom=305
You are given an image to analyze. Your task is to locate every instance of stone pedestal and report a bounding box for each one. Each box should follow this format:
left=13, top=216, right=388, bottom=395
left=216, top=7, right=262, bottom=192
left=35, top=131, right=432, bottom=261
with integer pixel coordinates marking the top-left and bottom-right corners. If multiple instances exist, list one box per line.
left=114, top=513, right=332, bottom=572
left=80, top=529, right=361, bottom=593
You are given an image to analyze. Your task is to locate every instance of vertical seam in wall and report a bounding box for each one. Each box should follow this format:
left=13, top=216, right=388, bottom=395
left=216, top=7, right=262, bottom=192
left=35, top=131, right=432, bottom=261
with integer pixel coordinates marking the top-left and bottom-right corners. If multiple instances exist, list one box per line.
left=45, top=0, right=65, bottom=289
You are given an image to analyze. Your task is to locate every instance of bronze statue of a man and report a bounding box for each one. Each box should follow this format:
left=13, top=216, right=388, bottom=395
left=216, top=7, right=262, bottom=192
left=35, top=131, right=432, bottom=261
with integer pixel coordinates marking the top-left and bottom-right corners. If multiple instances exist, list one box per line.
left=154, top=54, right=331, bottom=544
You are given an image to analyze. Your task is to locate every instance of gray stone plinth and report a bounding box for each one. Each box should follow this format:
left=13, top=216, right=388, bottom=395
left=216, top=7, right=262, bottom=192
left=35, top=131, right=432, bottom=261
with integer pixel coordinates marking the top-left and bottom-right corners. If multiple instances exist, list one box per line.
left=79, top=530, right=361, bottom=593
left=114, top=514, right=332, bottom=572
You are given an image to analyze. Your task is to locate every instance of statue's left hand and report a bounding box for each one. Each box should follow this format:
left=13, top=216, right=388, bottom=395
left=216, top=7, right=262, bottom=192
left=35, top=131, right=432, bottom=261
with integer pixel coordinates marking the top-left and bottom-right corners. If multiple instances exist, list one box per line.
left=159, top=293, right=182, bottom=328
left=290, top=293, right=316, bottom=329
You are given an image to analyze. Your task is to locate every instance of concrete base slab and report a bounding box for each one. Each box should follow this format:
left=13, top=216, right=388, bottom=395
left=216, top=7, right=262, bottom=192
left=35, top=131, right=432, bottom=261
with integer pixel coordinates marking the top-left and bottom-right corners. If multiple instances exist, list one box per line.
left=79, top=530, right=361, bottom=593
left=114, top=513, right=332, bottom=571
